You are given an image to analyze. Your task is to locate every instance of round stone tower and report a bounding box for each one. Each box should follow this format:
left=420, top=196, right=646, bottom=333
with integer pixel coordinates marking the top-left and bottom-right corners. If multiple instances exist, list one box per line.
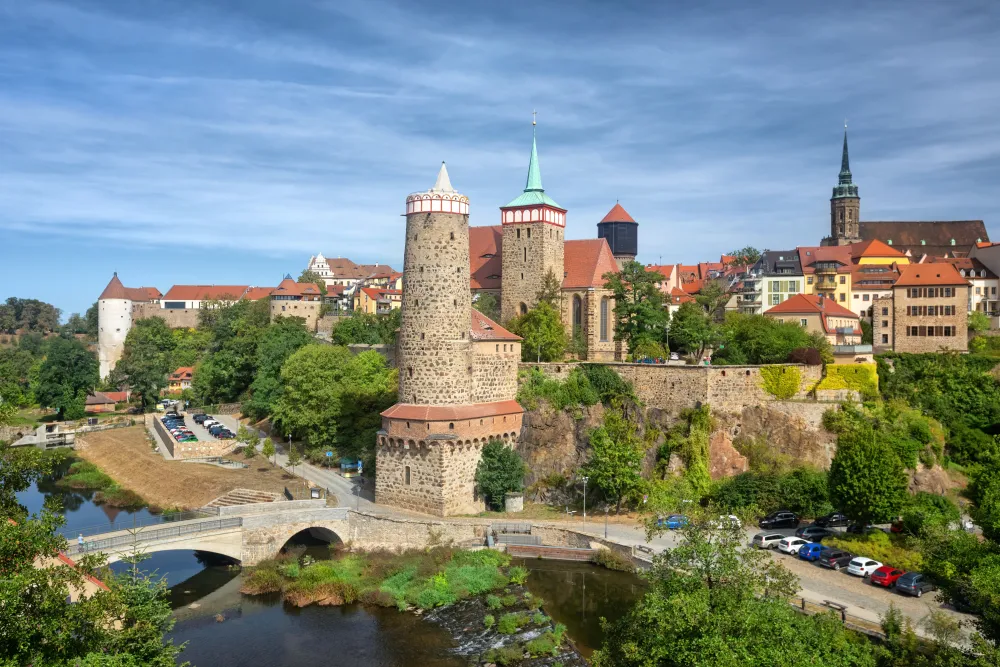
left=97, top=272, right=133, bottom=379
left=397, top=162, right=473, bottom=405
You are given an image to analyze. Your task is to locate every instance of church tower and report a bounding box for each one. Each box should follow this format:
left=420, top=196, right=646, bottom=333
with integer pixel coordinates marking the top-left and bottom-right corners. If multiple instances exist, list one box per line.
left=823, top=128, right=861, bottom=246
left=500, top=119, right=566, bottom=322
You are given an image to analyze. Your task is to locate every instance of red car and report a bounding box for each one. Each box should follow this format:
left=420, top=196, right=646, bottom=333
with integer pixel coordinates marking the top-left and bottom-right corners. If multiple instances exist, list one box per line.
left=870, top=566, right=906, bottom=588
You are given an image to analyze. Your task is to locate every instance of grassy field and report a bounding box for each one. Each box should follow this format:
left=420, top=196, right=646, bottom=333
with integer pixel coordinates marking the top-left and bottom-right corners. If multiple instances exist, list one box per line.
left=75, top=426, right=308, bottom=510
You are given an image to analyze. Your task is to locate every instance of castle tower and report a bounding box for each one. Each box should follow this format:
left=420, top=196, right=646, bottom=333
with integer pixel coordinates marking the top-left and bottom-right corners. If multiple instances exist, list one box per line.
left=824, top=128, right=861, bottom=246
left=500, top=120, right=566, bottom=322
left=377, top=164, right=523, bottom=516
left=97, top=273, right=133, bottom=379
left=597, top=202, right=639, bottom=269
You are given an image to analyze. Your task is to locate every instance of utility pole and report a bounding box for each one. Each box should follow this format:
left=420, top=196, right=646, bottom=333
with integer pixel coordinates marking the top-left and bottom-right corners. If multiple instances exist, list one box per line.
left=582, top=476, right=589, bottom=531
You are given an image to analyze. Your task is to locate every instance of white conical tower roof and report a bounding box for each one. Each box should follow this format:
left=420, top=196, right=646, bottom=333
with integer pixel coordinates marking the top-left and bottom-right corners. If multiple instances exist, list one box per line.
left=406, top=161, right=469, bottom=216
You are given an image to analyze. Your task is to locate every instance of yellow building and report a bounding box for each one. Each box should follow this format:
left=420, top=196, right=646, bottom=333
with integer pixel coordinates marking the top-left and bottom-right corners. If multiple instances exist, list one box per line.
left=354, top=287, right=402, bottom=315
left=799, top=246, right=853, bottom=307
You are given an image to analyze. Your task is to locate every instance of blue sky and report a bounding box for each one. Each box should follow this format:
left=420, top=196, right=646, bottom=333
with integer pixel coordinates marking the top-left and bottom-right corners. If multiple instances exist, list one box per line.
left=2, top=0, right=999, bottom=317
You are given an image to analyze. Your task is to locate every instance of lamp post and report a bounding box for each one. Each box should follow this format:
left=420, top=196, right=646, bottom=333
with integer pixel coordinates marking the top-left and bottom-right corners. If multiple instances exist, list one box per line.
left=604, top=506, right=609, bottom=539
left=582, top=476, right=589, bottom=531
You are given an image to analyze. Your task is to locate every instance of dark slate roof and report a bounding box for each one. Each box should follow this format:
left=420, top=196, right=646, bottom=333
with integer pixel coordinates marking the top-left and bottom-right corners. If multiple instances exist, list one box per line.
left=859, top=220, right=989, bottom=258
left=757, top=249, right=802, bottom=275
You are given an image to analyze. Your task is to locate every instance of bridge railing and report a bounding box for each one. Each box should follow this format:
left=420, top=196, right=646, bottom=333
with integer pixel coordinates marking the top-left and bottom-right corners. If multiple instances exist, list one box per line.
left=60, top=509, right=220, bottom=539
left=66, top=517, right=243, bottom=557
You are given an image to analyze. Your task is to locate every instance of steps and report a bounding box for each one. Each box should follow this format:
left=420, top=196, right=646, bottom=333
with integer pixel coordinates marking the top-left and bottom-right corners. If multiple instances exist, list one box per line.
left=204, top=488, right=283, bottom=508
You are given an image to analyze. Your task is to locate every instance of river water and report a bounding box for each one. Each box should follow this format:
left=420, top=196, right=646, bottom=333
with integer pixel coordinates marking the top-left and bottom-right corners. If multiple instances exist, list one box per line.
left=19, top=474, right=645, bottom=666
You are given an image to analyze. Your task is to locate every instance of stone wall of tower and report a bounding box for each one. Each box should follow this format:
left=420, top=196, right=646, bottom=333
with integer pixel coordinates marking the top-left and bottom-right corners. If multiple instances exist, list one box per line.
left=269, top=299, right=321, bottom=332
left=470, top=340, right=521, bottom=403
left=98, top=298, right=132, bottom=378
left=831, top=196, right=861, bottom=243
left=500, top=221, right=565, bottom=322
left=397, top=211, right=473, bottom=405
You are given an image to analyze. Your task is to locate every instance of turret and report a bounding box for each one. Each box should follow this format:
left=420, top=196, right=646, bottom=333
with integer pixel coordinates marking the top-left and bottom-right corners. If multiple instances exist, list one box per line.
left=97, top=272, right=133, bottom=379
left=597, top=202, right=638, bottom=269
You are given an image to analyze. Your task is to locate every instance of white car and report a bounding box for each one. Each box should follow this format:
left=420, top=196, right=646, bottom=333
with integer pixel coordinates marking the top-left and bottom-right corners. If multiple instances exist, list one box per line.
left=778, top=537, right=809, bottom=555
left=203, top=420, right=220, bottom=428
left=847, top=557, right=883, bottom=578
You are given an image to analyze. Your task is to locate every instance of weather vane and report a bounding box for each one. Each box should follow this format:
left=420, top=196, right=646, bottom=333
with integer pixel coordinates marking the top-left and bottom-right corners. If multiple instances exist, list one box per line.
left=532, top=110, right=537, bottom=126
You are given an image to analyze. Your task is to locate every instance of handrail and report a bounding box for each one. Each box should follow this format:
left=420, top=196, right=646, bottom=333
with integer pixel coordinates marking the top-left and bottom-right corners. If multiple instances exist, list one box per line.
left=59, top=509, right=219, bottom=539
left=66, top=517, right=243, bottom=556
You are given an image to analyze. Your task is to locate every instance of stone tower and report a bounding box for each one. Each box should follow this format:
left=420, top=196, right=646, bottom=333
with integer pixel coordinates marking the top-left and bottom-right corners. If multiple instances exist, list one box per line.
left=597, top=202, right=639, bottom=269
left=377, top=164, right=523, bottom=516
left=500, top=121, right=566, bottom=322
left=823, top=128, right=861, bottom=246
left=97, top=273, right=133, bottom=379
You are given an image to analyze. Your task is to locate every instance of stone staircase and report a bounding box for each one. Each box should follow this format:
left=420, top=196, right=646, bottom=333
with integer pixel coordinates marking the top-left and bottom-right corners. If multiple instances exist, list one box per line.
left=204, top=488, right=283, bottom=508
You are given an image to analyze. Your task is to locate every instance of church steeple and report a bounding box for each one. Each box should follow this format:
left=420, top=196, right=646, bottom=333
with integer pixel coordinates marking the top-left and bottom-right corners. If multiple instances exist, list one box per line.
left=824, top=124, right=861, bottom=246
left=525, top=122, right=543, bottom=192
left=832, top=128, right=859, bottom=199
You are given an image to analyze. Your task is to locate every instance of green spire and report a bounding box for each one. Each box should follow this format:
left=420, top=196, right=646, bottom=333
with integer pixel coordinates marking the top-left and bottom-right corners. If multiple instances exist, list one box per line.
left=524, top=123, right=543, bottom=192
left=832, top=127, right=859, bottom=200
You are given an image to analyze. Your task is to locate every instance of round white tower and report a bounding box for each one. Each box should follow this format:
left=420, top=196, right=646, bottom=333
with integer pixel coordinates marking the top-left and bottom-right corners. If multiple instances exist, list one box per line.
left=97, top=273, right=133, bottom=379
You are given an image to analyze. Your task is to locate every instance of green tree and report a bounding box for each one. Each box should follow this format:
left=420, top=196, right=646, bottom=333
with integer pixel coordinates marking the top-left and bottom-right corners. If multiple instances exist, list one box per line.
left=969, top=310, right=991, bottom=333
left=712, top=312, right=825, bottom=365
left=536, top=269, right=562, bottom=306
left=0, top=297, right=61, bottom=333
left=604, top=261, right=669, bottom=353
left=85, top=300, right=99, bottom=337
left=473, top=292, right=502, bottom=323
left=727, top=246, right=763, bottom=266
left=668, top=302, right=718, bottom=361
left=287, top=444, right=302, bottom=475
left=694, top=280, right=730, bottom=323
left=64, top=312, right=89, bottom=334
left=331, top=309, right=401, bottom=346
left=192, top=300, right=271, bottom=404
left=244, top=317, right=314, bottom=421
left=507, top=301, right=567, bottom=362
left=828, top=424, right=908, bottom=525
left=475, top=439, right=526, bottom=511
left=169, top=327, right=212, bottom=369
left=594, top=509, right=875, bottom=667
left=112, top=318, right=174, bottom=410
left=262, top=437, right=276, bottom=466
left=583, top=402, right=645, bottom=513
left=860, top=319, right=873, bottom=345
left=36, top=336, right=98, bottom=419
left=298, top=270, right=327, bottom=295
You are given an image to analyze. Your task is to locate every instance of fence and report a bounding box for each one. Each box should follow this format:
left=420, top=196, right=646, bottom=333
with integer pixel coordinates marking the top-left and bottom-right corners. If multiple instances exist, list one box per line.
left=66, top=517, right=242, bottom=556
left=60, top=509, right=219, bottom=539
left=788, top=595, right=886, bottom=639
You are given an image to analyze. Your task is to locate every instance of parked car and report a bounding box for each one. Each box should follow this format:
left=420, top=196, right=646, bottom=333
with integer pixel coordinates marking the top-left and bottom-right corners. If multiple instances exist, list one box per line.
left=218, top=431, right=235, bottom=440
left=657, top=514, right=689, bottom=530
left=193, top=414, right=209, bottom=424
left=203, top=420, right=220, bottom=428
left=818, top=549, right=855, bottom=571
left=710, top=515, right=742, bottom=529
left=799, top=543, right=828, bottom=562
left=759, top=510, right=800, bottom=530
left=778, top=537, right=809, bottom=555
left=847, top=557, right=883, bottom=578
left=895, top=572, right=936, bottom=597
left=814, top=512, right=850, bottom=528
left=751, top=532, right=785, bottom=550
left=795, top=525, right=834, bottom=541
left=846, top=523, right=878, bottom=535
left=870, top=566, right=906, bottom=588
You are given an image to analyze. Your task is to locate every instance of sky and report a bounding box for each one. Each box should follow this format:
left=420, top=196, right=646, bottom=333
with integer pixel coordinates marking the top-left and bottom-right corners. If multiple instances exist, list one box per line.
left=2, top=0, right=1000, bottom=317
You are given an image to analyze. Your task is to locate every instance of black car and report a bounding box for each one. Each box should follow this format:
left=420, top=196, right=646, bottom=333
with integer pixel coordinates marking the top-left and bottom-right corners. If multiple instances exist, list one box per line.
left=759, top=510, right=800, bottom=530
left=208, top=426, right=226, bottom=436
left=814, top=512, right=850, bottom=528
left=193, top=414, right=208, bottom=424
left=817, top=549, right=854, bottom=571
left=795, top=525, right=834, bottom=541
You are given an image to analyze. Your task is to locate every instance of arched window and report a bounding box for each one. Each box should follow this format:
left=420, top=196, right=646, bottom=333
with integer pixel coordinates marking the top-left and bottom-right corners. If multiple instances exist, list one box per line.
left=600, top=297, right=609, bottom=342
left=524, top=247, right=527, bottom=262
left=519, top=302, right=528, bottom=315
left=572, top=295, right=583, bottom=338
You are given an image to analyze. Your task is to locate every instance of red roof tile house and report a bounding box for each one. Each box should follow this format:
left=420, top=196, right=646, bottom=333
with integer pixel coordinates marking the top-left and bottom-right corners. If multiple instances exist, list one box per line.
left=354, top=287, right=402, bottom=315
left=876, top=263, right=970, bottom=354
left=765, top=294, right=863, bottom=347
left=167, top=367, right=194, bottom=394
left=270, top=277, right=324, bottom=331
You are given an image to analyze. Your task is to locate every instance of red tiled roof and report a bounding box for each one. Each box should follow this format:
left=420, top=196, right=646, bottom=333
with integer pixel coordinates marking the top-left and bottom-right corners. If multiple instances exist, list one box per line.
left=669, top=287, right=694, bottom=305
left=271, top=278, right=321, bottom=298
left=327, top=284, right=346, bottom=296
left=101, top=391, right=128, bottom=402
left=470, top=225, right=503, bottom=290
left=170, top=367, right=194, bottom=381
left=85, top=393, right=116, bottom=406
left=894, top=263, right=970, bottom=287
left=852, top=238, right=906, bottom=258
left=764, top=293, right=859, bottom=319
left=98, top=274, right=128, bottom=300
left=360, top=287, right=401, bottom=301
left=926, top=256, right=998, bottom=279
left=682, top=278, right=705, bottom=294
left=563, top=239, right=619, bottom=289
left=798, top=246, right=852, bottom=273
left=162, top=285, right=249, bottom=301
left=99, top=275, right=160, bottom=301
left=646, top=264, right=675, bottom=281
left=381, top=399, right=523, bottom=421
left=600, top=203, right=636, bottom=224
left=850, top=264, right=900, bottom=290
left=243, top=286, right=275, bottom=301
left=471, top=309, right=520, bottom=341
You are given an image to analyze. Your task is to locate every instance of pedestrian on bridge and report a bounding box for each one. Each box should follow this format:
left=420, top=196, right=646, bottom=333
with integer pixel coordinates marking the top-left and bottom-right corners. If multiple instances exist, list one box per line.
left=78, top=534, right=85, bottom=550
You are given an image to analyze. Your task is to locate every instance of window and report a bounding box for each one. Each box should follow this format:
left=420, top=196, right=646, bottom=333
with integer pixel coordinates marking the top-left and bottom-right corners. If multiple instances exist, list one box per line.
left=405, top=466, right=411, bottom=485
left=527, top=229, right=531, bottom=238
left=882, top=334, right=889, bottom=344
left=599, top=297, right=609, bottom=342
left=977, top=287, right=982, bottom=295
left=840, top=276, right=846, bottom=284
left=519, top=302, right=528, bottom=315
left=572, top=295, right=583, bottom=337
left=807, top=276, right=813, bottom=285
left=450, top=232, right=454, bottom=241
left=839, top=293, right=845, bottom=302
left=516, top=229, right=521, bottom=239
left=863, top=294, right=869, bottom=301
left=800, top=318, right=807, bottom=327
left=770, top=294, right=780, bottom=305
left=524, top=247, right=527, bottom=262
left=882, top=320, right=888, bottom=328
left=882, top=307, right=889, bottom=316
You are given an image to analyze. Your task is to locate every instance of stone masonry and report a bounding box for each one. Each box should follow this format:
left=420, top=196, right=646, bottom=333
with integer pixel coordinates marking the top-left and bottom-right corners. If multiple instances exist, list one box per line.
left=501, top=221, right=565, bottom=323
left=891, top=283, right=969, bottom=353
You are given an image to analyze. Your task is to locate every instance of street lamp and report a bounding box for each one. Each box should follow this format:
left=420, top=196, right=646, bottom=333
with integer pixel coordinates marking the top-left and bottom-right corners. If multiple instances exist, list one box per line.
left=604, top=505, right=609, bottom=539
left=582, top=476, right=589, bottom=530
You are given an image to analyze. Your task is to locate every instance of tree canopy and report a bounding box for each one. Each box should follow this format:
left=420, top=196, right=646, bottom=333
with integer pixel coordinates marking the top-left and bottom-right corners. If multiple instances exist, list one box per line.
left=244, top=317, right=315, bottom=421
left=726, top=246, right=763, bottom=266
left=331, top=310, right=401, bottom=346
left=583, top=402, right=645, bottom=513
left=827, top=423, right=909, bottom=525
left=36, top=336, right=98, bottom=419
left=111, top=318, right=174, bottom=408
left=668, top=302, right=718, bottom=361
left=472, top=292, right=501, bottom=323
left=507, top=301, right=567, bottom=362
left=298, top=270, right=327, bottom=295
left=711, top=313, right=830, bottom=365
left=604, top=261, right=669, bottom=353
left=474, top=439, right=526, bottom=510
left=0, top=297, right=61, bottom=334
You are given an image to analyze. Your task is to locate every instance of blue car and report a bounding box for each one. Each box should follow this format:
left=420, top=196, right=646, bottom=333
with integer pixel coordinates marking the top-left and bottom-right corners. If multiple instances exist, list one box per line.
left=657, top=514, right=689, bottom=530
left=799, top=543, right=828, bottom=562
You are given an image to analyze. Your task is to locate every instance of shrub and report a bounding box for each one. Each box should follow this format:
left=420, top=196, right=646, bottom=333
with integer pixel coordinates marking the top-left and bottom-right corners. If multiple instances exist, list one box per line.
left=483, top=645, right=524, bottom=666
left=760, top=365, right=801, bottom=399
left=486, top=594, right=503, bottom=610
left=497, top=613, right=522, bottom=635
left=823, top=531, right=923, bottom=571
left=240, top=567, right=284, bottom=594
left=901, top=492, right=961, bottom=536
left=711, top=467, right=831, bottom=518
left=508, top=565, right=529, bottom=585
left=532, top=612, right=547, bottom=624
left=525, top=595, right=544, bottom=611
left=501, top=594, right=519, bottom=607
left=475, top=439, right=526, bottom=511
left=593, top=548, right=635, bottom=573
left=525, top=632, right=560, bottom=657
left=516, top=365, right=635, bottom=411
left=484, top=614, right=495, bottom=629
left=817, top=363, right=878, bottom=398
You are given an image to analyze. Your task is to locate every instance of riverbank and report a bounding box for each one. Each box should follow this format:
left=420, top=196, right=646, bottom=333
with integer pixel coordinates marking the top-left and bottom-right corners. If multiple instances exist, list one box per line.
left=74, top=426, right=308, bottom=509
left=240, top=545, right=586, bottom=665
left=55, top=459, right=147, bottom=510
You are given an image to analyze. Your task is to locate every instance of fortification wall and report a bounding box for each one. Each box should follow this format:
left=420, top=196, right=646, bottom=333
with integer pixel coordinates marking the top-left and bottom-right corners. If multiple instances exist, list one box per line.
left=471, top=340, right=520, bottom=403
left=131, top=302, right=201, bottom=329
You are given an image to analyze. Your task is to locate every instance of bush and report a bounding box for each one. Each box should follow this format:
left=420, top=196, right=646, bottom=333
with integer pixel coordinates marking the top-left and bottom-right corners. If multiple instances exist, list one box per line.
left=593, top=548, right=635, bottom=573
left=823, top=531, right=923, bottom=571
left=817, top=363, right=879, bottom=398
left=525, top=632, right=561, bottom=657
left=901, top=492, right=961, bottom=536
left=486, top=594, right=503, bottom=610
left=711, top=468, right=831, bottom=518
left=508, top=566, right=529, bottom=585
left=516, top=365, right=636, bottom=411
left=532, top=612, right=548, bottom=625
left=497, top=613, right=523, bottom=635
left=483, top=645, right=524, bottom=666
left=760, top=365, right=801, bottom=399
left=475, top=439, right=526, bottom=511
left=501, top=594, right=519, bottom=607
left=484, top=614, right=495, bottom=629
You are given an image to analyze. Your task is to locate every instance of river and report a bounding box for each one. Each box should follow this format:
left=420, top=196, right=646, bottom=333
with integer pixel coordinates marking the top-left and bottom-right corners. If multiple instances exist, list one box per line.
left=19, top=471, right=645, bottom=666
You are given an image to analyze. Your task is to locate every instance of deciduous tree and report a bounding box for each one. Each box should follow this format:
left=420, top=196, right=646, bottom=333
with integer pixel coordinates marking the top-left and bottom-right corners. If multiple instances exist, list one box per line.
left=726, top=246, right=763, bottom=267
left=36, top=336, right=98, bottom=419
left=668, top=302, right=718, bottom=361
left=828, top=424, right=908, bottom=525
left=112, top=318, right=174, bottom=409
left=298, top=270, right=327, bottom=295
left=474, top=439, right=526, bottom=511
left=583, top=402, right=645, bottom=513
left=604, top=261, right=669, bottom=353
left=262, top=437, right=276, bottom=466
left=244, top=317, right=314, bottom=421
left=473, top=292, right=501, bottom=323
left=507, top=301, right=567, bottom=362
left=969, top=310, right=991, bottom=333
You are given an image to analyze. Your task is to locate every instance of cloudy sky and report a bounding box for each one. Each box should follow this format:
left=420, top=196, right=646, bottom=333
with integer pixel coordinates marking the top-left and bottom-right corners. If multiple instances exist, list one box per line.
left=2, top=0, right=999, bottom=316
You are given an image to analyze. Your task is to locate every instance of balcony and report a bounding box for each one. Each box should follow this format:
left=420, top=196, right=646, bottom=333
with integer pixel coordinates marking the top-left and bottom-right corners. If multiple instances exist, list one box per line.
left=816, top=281, right=837, bottom=291
left=833, top=344, right=872, bottom=355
